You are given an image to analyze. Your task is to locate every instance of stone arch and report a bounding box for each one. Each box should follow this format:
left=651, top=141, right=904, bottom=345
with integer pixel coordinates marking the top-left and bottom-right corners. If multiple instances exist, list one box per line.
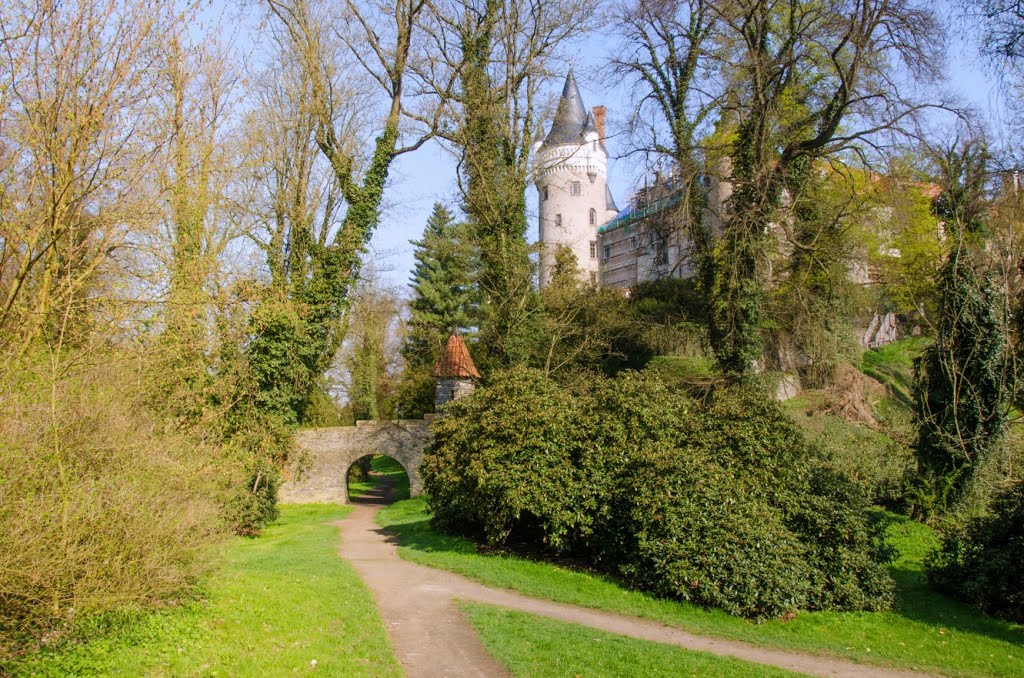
left=280, top=419, right=433, bottom=504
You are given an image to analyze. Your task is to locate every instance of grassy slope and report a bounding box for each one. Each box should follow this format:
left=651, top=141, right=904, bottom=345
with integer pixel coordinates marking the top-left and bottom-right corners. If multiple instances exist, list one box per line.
left=16, top=505, right=400, bottom=677
left=348, top=455, right=411, bottom=501
left=461, top=603, right=803, bottom=678
left=861, top=336, right=931, bottom=407
left=378, top=498, right=1023, bottom=678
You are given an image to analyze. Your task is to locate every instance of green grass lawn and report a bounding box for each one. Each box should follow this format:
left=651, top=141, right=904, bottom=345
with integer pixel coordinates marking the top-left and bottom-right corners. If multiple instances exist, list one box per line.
left=861, top=336, right=931, bottom=407
left=348, top=455, right=411, bottom=501
left=461, top=603, right=803, bottom=677
left=14, top=505, right=401, bottom=677
left=378, top=498, right=1023, bottom=678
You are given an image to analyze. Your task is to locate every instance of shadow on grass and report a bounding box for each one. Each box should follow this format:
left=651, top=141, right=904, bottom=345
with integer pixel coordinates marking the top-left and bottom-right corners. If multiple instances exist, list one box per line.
left=889, top=565, right=1024, bottom=645
left=377, top=517, right=477, bottom=555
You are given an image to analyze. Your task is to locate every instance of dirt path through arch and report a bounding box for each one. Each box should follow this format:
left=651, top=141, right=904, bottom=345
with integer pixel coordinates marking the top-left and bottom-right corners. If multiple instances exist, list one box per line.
left=338, top=482, right=936, bottom=678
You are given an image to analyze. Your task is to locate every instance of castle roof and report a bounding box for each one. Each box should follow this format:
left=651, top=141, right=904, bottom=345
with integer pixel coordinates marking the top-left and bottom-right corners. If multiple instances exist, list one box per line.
left=606, top=184, right=619, bottom=212
left=432, top=333, right=481, bottom=380
left=599, top=179, right=684, bottom=234
left=543, top=70, right=590, bottom=147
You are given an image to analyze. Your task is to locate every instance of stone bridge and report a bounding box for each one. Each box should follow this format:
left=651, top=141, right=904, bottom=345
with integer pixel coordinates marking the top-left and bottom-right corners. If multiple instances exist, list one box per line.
left=279, top=417, right=435, bottom=504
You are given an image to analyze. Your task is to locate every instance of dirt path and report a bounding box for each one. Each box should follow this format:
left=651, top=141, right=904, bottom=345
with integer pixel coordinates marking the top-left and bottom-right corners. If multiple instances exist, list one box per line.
left=338, top=485, right=936, bottom=678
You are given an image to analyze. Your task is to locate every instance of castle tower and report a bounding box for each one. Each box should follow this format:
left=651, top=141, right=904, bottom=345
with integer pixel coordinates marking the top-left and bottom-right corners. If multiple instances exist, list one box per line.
left=533, top=71, right=619, bottom=287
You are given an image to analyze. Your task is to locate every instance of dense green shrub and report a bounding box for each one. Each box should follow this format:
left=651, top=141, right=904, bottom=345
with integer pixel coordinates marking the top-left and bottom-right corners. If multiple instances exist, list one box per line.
left=422, top=368, right=895, bottom=619
left=927, top=482, right=1024, bottom=622
left=422, top=369, right=593, bottom=550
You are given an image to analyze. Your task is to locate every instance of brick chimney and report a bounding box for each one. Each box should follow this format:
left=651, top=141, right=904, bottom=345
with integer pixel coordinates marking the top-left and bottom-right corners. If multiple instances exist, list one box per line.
left=592, top=106, right=606, bottom=144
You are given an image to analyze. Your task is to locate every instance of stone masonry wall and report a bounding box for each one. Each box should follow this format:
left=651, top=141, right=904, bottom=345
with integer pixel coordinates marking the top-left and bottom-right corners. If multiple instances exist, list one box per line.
left=279, top=418, right=435, bottom=504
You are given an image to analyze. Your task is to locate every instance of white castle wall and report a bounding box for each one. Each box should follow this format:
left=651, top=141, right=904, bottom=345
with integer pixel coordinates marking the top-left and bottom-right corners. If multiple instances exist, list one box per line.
left=535, top=135, right=607, bottom=286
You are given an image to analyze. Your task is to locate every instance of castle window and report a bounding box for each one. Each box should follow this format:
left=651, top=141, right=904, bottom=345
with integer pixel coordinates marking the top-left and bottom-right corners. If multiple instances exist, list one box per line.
left=543, top=186, right=549, bottom=201
left=603, top=244, right=611, bottom=260
left=589, top=241, right=597, bottom=259
left=555, top=214, right=562, bottom=228
left=589, top=208, right=596, bottom=225
left=570, top=181, right=581, bottom=196
left=655, top=237, right=668, bottom=266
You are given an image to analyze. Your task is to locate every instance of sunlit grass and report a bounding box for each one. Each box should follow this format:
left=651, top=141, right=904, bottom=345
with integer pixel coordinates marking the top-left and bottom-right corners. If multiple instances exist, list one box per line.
left=348, top=455, right=410, bottom=501
left=462, top=603, right=802, bottom=677
left=15, top=505, right=401, bottom=677
left=379, top=497, right=1023, bottom=678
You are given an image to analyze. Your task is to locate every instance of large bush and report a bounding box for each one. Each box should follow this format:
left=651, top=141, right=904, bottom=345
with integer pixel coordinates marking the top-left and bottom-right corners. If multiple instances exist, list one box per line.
left=0, top=354, right=227, bottom=662
left=422, top=368, right=895, bottom=620
left=422, top=370, right=594, bottom=550
left=927, top=482, right=1024, bottom=622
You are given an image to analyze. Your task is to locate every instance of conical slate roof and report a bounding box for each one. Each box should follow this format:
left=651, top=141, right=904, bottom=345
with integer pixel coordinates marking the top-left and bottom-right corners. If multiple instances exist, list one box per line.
left=432, top=333, right=481, bottom=379
left=543, top=70, right=589, bottom=147
left=605, top=184, right=619, bottom=212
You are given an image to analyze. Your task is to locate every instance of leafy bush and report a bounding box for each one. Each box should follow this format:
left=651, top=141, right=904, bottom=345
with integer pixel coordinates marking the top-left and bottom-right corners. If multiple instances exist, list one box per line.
left=0, top=353, right=226, bottom=662
left=422, top=369, right=593, bottom=550
left=422, top=368, right=895, bottom=619
left=927, top=482, right=1024, bottom=622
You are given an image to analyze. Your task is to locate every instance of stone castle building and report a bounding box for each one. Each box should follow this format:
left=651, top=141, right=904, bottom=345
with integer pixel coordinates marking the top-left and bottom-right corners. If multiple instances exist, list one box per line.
left=532, top=70, right=619, bottom=287
left=533, top=71, right=729, bottom=292
left=533, top=71, right=915, bottom=351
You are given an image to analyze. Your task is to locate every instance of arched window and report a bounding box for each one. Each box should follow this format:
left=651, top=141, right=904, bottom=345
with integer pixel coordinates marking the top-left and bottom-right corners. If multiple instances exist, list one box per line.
left=589, top=208, right=596, bottom=225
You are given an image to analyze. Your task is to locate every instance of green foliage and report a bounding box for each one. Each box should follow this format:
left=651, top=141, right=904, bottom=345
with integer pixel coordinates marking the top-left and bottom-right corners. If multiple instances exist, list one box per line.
left=532, top=251, right=650, bottom=376
left=404, top=203, right=479, bottom=367
left=422, top=369, right=593, bottom=549
left=609, top=386, right=894, bottom=618
left=914, top=248, right=1013, bottom=514
left=394, top=365, right=436, bottom=419
left=246, top=298, right=317, bottom=427
left=774, top=165, right=864, bottom=387
left=422, top=368, right=895, bottom=619
left=860, top=171, right=946, bottom=319
left=782, top=394, right=915, bottom=507
left=220, top=435, right=281, bottom=537
left=343, top=279, right=402, bottom=422
left=629, top=278, right=710, bottom=357
left=931, top=137, right=991, bottom=240
left=457, top=19, right=537, bottom=369
left=927, top=482, right=1024, bottom=623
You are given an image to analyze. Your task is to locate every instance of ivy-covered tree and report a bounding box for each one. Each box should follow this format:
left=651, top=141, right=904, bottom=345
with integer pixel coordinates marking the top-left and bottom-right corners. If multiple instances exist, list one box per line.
left=404, top=204, right=479, bottom=367
left=914, top=247, right=1013, bottom=514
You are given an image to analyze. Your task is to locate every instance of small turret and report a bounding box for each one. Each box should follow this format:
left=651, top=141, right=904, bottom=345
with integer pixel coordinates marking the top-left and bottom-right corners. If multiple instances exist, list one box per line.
left=432, top=333, right=481, bottom=407
left=531, top=123, right=546, bottom=157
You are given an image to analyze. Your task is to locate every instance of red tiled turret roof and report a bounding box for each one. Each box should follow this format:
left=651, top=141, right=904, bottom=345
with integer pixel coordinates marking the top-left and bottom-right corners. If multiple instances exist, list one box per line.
left=432, top=333, right=481, bottom=379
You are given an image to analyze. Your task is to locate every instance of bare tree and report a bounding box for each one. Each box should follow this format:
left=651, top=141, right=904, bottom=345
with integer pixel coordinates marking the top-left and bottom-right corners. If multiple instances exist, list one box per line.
left=0, top=0, right=178, bottom=351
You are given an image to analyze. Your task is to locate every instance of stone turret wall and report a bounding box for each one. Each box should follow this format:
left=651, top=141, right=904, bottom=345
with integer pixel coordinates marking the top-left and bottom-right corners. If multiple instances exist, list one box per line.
left=280, top=417, right=436, bottom=504
left=536, top=142, right=607, bottom=286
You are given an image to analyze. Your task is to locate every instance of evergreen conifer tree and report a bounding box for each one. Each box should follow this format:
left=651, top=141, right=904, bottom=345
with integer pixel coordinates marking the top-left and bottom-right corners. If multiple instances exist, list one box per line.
left=404, top=203, right=478, bottom=367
